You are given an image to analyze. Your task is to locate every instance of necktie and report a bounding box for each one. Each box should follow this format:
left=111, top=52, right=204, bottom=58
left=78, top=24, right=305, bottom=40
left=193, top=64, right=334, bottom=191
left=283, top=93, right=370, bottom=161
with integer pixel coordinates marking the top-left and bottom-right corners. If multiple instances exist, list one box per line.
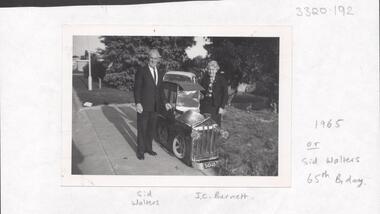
left=153, top=67, right=157, bottom=85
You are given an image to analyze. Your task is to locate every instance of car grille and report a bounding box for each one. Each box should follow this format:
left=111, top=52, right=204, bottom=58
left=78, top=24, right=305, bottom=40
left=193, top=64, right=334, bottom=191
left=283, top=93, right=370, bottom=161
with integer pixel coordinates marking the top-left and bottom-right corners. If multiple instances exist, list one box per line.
left=192, top=119, right=219, bottom=161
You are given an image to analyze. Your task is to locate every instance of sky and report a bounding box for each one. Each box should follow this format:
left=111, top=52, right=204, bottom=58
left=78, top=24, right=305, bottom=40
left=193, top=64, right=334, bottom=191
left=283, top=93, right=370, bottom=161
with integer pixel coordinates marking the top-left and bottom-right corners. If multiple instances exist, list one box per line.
left=185, top=37, right=208, bottom=58
left=73, top=36, right=105, bottom=57
left=73, top=36, right=208, bottom=59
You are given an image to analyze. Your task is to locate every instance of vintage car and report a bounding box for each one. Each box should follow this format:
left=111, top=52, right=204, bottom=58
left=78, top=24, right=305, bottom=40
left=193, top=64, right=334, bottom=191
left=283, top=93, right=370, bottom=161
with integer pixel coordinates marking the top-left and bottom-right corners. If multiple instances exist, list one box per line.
left=155, top=72, right=228, bottom=169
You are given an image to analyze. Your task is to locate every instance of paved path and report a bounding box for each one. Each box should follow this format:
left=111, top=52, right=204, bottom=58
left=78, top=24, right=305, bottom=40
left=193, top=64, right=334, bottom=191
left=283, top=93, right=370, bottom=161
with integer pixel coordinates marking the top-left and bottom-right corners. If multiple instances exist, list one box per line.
left=72, top=90, right=204, bottom=175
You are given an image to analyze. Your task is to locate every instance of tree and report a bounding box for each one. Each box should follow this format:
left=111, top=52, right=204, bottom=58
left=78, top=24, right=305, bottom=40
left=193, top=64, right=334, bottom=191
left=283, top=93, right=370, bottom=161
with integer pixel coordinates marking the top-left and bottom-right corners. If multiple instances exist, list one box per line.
left=83, top=53, right=106, bottom=80
left=182, top=55, right=208, bottom=80
left=98, top=36, right=195, bottom=75
left=204, top=37, right=279, bottom=103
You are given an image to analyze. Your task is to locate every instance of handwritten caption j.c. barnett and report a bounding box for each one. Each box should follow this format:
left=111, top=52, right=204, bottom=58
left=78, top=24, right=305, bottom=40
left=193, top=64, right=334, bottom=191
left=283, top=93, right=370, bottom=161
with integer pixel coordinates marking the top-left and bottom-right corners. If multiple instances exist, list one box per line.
left=194, top=191, right=252, bottom=200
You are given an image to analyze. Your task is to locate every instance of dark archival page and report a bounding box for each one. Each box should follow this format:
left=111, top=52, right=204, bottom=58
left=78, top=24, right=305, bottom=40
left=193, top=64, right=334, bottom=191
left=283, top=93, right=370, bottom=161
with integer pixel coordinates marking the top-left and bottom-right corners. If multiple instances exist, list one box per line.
left=0, top=0, right=208, bottom=7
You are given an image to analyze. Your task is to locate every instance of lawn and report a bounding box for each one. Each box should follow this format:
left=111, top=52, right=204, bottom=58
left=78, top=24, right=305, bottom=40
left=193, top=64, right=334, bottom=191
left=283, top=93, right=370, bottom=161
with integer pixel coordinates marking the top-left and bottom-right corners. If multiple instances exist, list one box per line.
left=73, top=74, right=134, bottom=105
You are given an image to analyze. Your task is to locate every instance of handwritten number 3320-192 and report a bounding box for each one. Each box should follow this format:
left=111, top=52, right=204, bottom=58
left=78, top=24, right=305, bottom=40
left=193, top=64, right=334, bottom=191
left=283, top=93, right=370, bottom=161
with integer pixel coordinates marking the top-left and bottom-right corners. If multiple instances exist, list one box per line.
left=296, top=6, right=354, bottom=17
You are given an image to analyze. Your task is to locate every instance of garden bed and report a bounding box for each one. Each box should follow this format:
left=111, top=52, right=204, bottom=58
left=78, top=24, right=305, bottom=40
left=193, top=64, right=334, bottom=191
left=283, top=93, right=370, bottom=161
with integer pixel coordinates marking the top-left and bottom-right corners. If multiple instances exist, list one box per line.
left=216, top=106, right=278, bottom=176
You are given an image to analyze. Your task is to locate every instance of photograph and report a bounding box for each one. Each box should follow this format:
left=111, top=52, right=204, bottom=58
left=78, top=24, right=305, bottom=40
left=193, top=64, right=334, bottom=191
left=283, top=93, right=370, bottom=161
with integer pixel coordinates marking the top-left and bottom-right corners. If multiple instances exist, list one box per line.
left=62, top=26, right=291, bottom=186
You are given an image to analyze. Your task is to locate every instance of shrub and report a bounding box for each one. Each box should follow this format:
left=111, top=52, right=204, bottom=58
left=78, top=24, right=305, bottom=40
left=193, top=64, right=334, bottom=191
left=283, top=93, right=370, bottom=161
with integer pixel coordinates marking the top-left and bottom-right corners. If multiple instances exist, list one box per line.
left=215, top=106, right=278, bottom=176
left=103, top=72, right=134, bottom=91
left=83, top=60, right=106, bottom=80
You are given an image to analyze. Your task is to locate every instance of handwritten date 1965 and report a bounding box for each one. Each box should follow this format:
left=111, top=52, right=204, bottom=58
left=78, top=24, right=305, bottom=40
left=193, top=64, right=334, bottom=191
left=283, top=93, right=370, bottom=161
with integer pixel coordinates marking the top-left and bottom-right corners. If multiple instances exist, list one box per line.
left=314, top=119, right=344, bottom=129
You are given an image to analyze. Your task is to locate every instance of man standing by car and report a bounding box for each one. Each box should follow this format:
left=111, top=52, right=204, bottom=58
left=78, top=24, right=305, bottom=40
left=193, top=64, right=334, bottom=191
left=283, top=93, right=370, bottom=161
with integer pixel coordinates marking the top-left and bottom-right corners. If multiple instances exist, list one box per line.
left=199, top=60, right=228, bottom=126
left=134, top=49, right=164, bottom=160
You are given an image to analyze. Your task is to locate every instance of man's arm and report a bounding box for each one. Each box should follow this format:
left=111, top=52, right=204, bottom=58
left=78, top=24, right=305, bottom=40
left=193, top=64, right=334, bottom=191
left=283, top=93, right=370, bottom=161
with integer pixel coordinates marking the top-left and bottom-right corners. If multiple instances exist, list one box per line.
left=157, top=70, right=172, bottom=111
left=134, top=68, right=143, bottom=113
left=134, top=68, right=143, bottom=104
left=199, top=76, right=207, bottom=97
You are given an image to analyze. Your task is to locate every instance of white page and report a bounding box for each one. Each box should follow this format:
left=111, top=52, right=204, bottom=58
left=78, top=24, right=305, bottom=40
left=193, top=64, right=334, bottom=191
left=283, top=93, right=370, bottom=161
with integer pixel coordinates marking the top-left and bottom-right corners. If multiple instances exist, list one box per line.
left=1, top=1, right=379, bottom=213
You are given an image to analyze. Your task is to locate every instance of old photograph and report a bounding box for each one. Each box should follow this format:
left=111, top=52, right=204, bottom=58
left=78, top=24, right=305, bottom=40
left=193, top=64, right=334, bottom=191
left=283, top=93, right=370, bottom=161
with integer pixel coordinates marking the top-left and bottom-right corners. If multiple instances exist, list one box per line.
left=62, top=26, right=291, bottom=186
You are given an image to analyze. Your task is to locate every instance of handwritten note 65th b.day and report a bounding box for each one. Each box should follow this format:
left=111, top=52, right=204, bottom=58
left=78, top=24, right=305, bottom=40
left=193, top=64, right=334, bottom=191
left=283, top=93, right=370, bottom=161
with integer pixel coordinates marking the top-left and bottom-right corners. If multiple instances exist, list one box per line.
left=0, top=0, right=379, bottom=214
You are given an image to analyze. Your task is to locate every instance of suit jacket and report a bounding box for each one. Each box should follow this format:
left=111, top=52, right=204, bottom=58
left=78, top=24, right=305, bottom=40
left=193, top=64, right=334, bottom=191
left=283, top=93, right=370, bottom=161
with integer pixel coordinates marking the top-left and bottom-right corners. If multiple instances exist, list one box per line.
left=134, top=65, right=164, bottom=112
left=200, top=72, right=228, bottom=109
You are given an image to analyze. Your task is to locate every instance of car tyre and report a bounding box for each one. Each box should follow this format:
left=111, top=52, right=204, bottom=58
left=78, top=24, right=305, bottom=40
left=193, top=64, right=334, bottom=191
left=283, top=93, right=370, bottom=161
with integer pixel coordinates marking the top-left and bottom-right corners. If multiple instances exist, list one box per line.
left=172, top=134, right=192, bottom=166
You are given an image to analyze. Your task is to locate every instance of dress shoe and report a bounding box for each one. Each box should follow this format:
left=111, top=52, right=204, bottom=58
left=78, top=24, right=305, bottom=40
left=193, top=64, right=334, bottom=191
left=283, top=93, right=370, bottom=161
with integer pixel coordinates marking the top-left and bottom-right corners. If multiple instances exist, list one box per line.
left=137, top=153, right=145, bottom=160
left=146, top=151, right=157, bottom=156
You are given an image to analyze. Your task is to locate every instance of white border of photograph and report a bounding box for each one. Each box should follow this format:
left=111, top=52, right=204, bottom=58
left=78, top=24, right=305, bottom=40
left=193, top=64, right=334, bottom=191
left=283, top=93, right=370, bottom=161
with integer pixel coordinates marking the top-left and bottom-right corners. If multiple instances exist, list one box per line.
left=61, top=25, right=292, bottom=187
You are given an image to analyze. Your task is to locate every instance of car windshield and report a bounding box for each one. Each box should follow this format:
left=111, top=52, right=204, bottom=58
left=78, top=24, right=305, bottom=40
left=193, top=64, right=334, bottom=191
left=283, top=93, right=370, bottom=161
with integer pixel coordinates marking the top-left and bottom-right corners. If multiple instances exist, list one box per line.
left=164, top=74, right=193, bottom=82
left=176, top=90, right=200, bottom=109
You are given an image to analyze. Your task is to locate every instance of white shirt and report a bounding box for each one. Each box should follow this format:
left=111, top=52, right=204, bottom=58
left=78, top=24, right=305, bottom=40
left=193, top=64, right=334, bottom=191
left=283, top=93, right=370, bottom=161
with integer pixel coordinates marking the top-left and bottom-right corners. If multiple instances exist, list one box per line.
left=149, top=66, right=158, bottom=85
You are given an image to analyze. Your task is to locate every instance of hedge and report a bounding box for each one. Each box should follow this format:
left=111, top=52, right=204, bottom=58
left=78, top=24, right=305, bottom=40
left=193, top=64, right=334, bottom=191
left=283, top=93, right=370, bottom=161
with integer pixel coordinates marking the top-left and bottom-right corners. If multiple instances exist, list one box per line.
left=103, top=72, right=134, bottom=91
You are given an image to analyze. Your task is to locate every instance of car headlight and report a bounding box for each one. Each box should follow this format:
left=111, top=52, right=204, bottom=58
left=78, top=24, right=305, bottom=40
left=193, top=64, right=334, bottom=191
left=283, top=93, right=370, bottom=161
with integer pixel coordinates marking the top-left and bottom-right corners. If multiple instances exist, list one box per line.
left=191, top=130, right=201, bottom=140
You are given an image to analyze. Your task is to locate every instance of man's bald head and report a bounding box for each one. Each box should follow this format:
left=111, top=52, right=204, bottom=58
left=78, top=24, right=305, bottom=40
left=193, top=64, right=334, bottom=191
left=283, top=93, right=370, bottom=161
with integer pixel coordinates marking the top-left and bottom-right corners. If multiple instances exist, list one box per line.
left=148, top=49, right=161, bottom=68
left=149, top=49, right=161, bottom=58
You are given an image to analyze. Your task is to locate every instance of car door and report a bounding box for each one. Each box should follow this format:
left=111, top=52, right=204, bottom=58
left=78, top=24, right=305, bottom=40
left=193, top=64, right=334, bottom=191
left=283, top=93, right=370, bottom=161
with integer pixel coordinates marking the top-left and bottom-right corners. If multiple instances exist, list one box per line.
left=160, top=82, right=177, bottom=120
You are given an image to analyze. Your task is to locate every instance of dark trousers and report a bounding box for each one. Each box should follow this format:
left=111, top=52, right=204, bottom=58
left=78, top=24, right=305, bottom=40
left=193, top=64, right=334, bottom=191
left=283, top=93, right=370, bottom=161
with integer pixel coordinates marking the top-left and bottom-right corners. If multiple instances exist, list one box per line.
left=200, top=99, right=222, bottom=126
left=136, top=111, right=157, bottom=155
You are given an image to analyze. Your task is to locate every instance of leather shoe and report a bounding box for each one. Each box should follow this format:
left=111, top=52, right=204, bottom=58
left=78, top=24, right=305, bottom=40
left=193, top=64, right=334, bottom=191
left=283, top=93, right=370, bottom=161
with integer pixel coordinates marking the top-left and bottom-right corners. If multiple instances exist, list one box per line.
left=146, top=151, right=157, bottom=156
left=137, top=153, right=145, bottom=160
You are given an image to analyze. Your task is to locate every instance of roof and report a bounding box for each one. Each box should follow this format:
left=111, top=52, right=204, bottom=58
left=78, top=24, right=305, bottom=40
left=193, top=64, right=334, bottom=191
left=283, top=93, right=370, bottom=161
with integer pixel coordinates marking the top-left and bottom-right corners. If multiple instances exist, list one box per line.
left=165, top=71, right=196, bottom=78
left=164, top=81, right=204, bottom=91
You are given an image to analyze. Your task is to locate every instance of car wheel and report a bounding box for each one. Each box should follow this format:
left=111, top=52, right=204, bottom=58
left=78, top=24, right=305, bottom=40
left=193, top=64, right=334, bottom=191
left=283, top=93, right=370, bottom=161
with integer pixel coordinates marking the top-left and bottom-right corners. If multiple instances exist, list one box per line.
left=172, top=134, right=192, bottom=166
left=157, top=124, right=168, bottom=145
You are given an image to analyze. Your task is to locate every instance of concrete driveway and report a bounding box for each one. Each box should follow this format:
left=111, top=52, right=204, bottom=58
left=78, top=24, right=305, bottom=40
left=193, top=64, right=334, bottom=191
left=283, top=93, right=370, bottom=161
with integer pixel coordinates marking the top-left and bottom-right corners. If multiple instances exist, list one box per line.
left=71, top=91, right=205, bottom=175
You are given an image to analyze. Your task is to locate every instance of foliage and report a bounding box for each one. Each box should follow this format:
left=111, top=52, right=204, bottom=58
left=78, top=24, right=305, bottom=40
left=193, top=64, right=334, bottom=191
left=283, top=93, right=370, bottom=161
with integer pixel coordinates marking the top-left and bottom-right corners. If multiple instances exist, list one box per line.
left=98, top=36, right=195, bottom=74
left=216, top=106, right=278, bottom=176
left=83, top=53, right=106, bottom=80
left=97, top=36, right=194, bottom=91
left=103, top=72, right=134, bottom=91
left=182, top=55, right=209, bottom=81
left=204, top=37, right=279, bottom=103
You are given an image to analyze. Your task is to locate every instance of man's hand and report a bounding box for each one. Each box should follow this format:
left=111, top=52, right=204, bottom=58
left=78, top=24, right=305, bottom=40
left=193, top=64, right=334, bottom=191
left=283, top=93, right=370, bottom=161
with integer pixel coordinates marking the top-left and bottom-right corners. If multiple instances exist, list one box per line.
left=136, top=103, right=143, bottom=114
left=219, top=107, right=226, bottom=115
left=200, top=93, right=204, bottom=100
left=165, top=103, right=173, bottom=111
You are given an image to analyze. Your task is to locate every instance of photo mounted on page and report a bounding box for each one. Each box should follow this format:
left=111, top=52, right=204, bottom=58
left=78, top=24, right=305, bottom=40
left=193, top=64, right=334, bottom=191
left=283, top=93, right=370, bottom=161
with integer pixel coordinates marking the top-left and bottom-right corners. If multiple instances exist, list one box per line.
left=62, top=26, right=292, bottom=187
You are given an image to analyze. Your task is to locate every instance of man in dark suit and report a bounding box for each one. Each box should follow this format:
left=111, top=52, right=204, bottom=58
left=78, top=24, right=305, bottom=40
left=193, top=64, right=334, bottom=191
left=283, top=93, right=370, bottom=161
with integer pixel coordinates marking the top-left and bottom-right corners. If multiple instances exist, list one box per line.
left=134, top=49, right=165, bottom=160
left=199, top=60, right=228, bottom=126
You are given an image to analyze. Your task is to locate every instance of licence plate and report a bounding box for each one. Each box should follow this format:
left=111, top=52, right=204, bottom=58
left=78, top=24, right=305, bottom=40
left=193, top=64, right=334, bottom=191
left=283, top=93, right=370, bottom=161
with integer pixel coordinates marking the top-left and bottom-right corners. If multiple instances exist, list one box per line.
left=203, top=160, right=218, bottom=169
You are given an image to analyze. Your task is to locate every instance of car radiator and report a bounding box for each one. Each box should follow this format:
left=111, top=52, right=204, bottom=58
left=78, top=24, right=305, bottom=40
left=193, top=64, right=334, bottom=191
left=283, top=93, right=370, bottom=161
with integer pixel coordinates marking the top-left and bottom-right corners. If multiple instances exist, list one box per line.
left=192, top=120, right=219, bottom=162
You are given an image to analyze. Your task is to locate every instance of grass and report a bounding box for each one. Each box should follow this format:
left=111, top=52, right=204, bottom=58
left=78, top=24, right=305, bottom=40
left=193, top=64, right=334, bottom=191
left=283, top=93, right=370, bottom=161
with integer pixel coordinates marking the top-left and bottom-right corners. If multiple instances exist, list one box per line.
left=232, top=93, right=270, bottom=111
left=73, top=74, right=134, bottom=106
left=216, top=105, right=278, bottom=176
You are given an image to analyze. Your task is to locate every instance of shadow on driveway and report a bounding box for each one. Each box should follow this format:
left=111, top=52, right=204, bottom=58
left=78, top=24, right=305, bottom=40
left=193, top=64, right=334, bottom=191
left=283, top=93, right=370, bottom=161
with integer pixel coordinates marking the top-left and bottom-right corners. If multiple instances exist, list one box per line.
left=101, top=105, right=137, bottom=153
left=118, top=106, right=138, bottom=128
left=71, top=140, right=83, bottom=175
